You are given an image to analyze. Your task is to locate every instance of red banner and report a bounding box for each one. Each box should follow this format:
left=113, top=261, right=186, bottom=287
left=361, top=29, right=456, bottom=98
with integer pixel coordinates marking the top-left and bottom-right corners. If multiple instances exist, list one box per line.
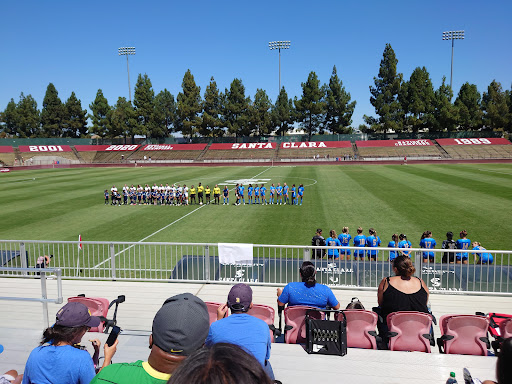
left=279, top=141, right=351, bottom=149
left=0, top=146, right=14, bottom=153
left=209, top=143, right=276, bottom=150
left=356, top=139, right=433, bottom=148
left=18, top=145, right=72, bottom=152
left=74, top=145, right=140, bottom=152
left=436, top=138, right=511, bottom=146
left=141, top=144, right=207, bottom=151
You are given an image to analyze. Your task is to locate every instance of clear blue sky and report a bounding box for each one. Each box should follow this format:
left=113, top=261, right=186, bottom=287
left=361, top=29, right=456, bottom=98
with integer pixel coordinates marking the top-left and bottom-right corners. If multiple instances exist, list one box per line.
left=1, top=0, right=511, bottom=130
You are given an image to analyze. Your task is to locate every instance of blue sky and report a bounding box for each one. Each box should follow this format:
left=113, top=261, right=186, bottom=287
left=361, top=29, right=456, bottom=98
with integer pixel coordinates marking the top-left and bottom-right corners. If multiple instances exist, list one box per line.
left=1, top=0, right=510, bottom=130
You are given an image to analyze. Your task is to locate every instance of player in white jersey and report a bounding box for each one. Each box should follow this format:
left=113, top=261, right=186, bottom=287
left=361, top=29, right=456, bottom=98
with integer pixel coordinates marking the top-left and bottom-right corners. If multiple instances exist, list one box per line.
left=183, top=184, right=189, bottom=205
left=170, top=185, right=177, bottom=205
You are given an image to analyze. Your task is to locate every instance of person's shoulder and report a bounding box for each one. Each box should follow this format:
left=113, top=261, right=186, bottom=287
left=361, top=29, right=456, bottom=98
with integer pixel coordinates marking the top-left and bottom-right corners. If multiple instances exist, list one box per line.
left=93, top=361, right=145, bottom=381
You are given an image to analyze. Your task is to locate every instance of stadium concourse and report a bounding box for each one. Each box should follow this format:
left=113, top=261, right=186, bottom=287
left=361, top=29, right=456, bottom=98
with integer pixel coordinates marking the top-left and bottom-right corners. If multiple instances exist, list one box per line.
left=0, top=278, right=508, bottom=383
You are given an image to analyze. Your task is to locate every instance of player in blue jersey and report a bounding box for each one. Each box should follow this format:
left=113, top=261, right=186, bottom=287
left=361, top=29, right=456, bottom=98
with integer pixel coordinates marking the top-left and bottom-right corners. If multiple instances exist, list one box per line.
left=260, top=184, right=267, bottom=205
left=269, top=183, right=276, bottom=204
left=337, top=227, right=351, bottom=260
left=353, top=227, right=366, bottom=260
left=247, top=184, right=253, bottom=204
left=419, top=231, right=437, bottom=263
left=471, top=242, right=493, bottom=264
left=388, top=234, right=399, bottom=262
left=254, top=185, right=260, bottom=204
left=290, top=184, right=297, bottom=205
left=365, top=228, right=381, bottom=261
left=239, top=184, right=245, bottom=205
left=298, top=184, right=304, bottom=205
left=398, top=234, right=412, bottom=257
left=283, top=183, right=289, bottom=204
left=455, top=230, right=471, bottom=264
left=326, top=230, right=342, bottom=259
left=223, top=185, right=229, bottom=205
left=276, top=183, right=283, bottom=205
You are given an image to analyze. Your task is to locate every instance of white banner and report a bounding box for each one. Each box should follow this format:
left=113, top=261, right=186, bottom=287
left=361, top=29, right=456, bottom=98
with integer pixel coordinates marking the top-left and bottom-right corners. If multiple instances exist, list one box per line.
left=218, top=243, right=254, bottom=265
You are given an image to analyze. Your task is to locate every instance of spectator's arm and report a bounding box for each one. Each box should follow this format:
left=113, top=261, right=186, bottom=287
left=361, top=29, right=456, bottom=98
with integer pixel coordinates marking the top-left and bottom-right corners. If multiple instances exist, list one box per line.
left=216, top=303, right=229, bottom=321
left=377, top=278, right=387, bottom=306
left=98, top=339, right=118, bottom=372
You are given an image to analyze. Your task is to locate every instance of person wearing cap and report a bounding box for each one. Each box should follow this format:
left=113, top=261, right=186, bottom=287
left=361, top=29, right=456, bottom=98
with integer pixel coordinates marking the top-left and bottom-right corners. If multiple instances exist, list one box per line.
left=205, top=284, right=274, bottom=381
left=22, top=302, right=117, bottom=384
left=311, top=228, right=326, bottom=258
left=90, top=293, right=210, bottom=384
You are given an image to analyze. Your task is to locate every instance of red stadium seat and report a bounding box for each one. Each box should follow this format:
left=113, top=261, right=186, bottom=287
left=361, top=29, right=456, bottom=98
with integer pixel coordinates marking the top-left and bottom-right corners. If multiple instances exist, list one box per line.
left=283, top=306, right=324, bottom=344
left=500, top=318, right=512, bottom=340
left=437, top=314, right=489, bottom=355
left=387, top=311, right=434, bottom=352
left=247, top=304, right=276, bottom=343
left=336, top=309, right=379, bottom=349
left=67, top=296, right=110, bottom=333
left=205, top=301, right=227, bottom=325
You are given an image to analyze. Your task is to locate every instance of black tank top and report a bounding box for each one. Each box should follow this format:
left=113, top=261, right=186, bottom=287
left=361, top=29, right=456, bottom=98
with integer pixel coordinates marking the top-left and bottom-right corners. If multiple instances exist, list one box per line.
left=381, top=277, right=429, bottom=320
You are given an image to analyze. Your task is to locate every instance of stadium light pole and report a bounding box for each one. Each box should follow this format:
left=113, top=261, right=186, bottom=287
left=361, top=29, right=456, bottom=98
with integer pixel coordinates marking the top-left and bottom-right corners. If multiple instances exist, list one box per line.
left=118, top=47, right=136, bottom=102
left=442, top=31, right=464, bottom=90
left=268, top=41, right=291, bottom=93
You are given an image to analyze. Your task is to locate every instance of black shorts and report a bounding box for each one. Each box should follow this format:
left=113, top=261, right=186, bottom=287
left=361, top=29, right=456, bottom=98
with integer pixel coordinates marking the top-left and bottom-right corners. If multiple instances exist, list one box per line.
left=198, top=192, right=203, bottom=197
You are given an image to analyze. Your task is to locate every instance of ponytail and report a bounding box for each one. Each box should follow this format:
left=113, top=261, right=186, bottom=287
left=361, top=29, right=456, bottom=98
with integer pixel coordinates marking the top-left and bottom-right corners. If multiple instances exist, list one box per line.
left=300, top=261, right=316, bottom=287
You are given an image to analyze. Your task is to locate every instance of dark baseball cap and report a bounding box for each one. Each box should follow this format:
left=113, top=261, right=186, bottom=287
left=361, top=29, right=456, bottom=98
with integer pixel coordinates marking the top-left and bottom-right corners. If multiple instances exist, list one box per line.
left=317, top=228, right=322, bottom=233
left=55, top=302, right=101, bottom=328
left=227, top=283, right=252, bottom=312
left=152, top=293, right=209, bottom=356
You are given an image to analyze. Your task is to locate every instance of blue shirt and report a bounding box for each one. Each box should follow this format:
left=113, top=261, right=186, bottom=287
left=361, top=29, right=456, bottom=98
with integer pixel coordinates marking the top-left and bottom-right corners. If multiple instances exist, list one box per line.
left=260, top=186, right=266, bottom=196
left=472, top=246, right=493, bottom=264
left=291, top=187, right=296, bottom=197
left=23, top=345, right=95, bottom=384
left=223, top=188, right=228, bottom=196
left=248, top=187, right=253, bottom=196
left=388, top=241, right=398, bottom=261
left=419, top=238, right=437, bottom=259
left=353, top=234, right=366, bottom=256
left=298, top=186, right=304, bottom=196
left=283, top=185, right=289, bottom=195
left=239, top=186, right=245, bottom=196
left=326, top=237, right=341, bottom=258
left=270, top=186, right=275, bottom=194
left=276, top=186, right=283, bottom=195
left=206, top=314, right=271, bottom=367
left=278, top=282, right=339, bottom=310
left=398, top=240, right=412, bottom=257
left=338, top=233, right=351, bottom=255
left=254, top=187, right=260, bottom=196
left=456, top=238, right=471, bottom=259
left=366, top=235, right=381, bottom=257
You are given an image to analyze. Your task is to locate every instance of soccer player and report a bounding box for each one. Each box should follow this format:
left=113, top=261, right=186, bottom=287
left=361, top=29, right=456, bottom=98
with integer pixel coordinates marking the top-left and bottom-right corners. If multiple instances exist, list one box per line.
left=276, top=183, right=283, bottom=205
left=122, top=188, right=128, bottom=205
left=290, top=184, right=297, bottom=205
left=388, top=234, right=399, bottom=262
left=254, top=184, right=260, bottom=204
left=298, top=184, right=304, bottom=205
left=205, top=185, right=211, bottom=205
left=456, top=230, right=471, bottom=264
left=234, top=183, right=240, bottom=205
left=239, top=184, right=245, bottom=205
left=183, top=184, right=189, bottom=205
left=104, top=190, right=109, bottom=205
left=326, top=229, right=342, bottom=259
left=365, top=228, right=381, bottom=261
left=398, top=234, right=412, bottom=257
left=197, top=182, right=204, bottom=205
left=223, top=185, right=229, bottom=205
left=269, top=183, right=276, bottom=204
left=213, top=185, right=221, bottom=205
left=247, top=184, right=253, bottom=204
left=283, top=183, right=289, bottom=204
left=189, top=185, right=196, bottom=205
left=419, top=231, right=437, bottom=263
left=471, top=242, right=493, bottom=264
left=110, top=185, right=117, bottom=205
left=260, top=184, right=267, bottom=205
left=337, top=227, right=351, bottom=260
left=353, top=227, right=366, bottom=260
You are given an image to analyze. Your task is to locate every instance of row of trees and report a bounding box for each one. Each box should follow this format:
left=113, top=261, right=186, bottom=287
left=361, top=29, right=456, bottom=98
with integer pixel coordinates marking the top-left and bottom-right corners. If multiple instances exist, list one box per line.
left=1, top=43, right=511, bottom=139
left=0, top=67, right=355, bottom=140
left=363, top=44, right=512, bottom=133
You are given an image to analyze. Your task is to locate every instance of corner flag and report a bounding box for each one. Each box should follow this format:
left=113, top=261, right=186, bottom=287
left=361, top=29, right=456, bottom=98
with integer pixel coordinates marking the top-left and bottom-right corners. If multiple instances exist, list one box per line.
left=78, top=235, right=82, bottom=251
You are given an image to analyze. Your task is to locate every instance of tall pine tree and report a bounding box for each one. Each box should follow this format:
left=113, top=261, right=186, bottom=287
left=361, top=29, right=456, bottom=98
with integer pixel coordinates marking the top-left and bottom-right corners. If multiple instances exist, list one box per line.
left=176, top=69, right=202, bottom=138
left=295, top=71, right=325, bottom=140
left=88, top=89, right=111, bottom=138
left=153, top=89, right=176, bottom=137
left=399, top=67, right=435, bottom=132
left=200, top=77, right=223, bottom=137
left=272, top=87, right=295, bottom=136
left=133, top=74, right=156, bottom=138
left=62, top=92, right=87, bottom=137
left=482, top=80, right=509, bottom=130
left=455, top=82, right=483, bottom=130
left=41, top=83, right=65, bottom=137
left=432, top=77, right=457, bottom=132
left=111, top=97, right=137, bottom=140
left=17, top=93, right=40, bottom=137
left=324, top=65, right=356, bottom=134
left=223, top=78, right=250, bottom=138
left=249, top=89, right=273, bottom=136
left=2, top=99, right=19, bottom=136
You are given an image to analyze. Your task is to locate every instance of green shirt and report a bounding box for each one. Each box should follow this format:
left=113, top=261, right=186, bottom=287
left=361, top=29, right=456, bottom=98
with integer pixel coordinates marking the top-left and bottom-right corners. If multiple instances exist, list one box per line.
left=90, top=360, right=170, bottom=384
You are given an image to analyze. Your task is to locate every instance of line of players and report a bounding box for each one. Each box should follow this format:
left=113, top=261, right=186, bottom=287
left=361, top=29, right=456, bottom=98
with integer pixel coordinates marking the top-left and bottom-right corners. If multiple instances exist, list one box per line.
left=232, top=183, right=305, bottom=206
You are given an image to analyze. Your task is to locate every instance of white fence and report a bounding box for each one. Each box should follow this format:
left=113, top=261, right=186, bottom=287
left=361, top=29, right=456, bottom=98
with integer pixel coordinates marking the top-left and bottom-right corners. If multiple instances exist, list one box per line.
left=1, top=240, right=511, bottom=295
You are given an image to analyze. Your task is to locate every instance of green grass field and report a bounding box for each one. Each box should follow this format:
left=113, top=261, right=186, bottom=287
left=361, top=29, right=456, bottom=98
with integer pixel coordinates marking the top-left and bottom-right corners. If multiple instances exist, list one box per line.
left=1, top=163, right=511, bottom=252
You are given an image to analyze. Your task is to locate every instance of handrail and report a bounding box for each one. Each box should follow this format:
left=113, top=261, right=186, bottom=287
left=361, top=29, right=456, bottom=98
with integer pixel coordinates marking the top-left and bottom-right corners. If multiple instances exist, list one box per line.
left=0, top=267, right=63, bottom=329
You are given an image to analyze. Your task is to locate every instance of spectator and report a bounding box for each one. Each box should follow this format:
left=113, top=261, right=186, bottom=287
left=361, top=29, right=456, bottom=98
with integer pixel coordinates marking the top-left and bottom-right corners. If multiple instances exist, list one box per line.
left=376, top=256, right=429, bottom=345
left=168, top=343, right=273, bottom=384
left=311, top=228, right=326, bottom=259
left=91, top=293, right=210, bottom=384
left=22, top=302, right=117, bottom=384
left=206, top=284, right=274, bottom=380
left=1, top=370, right=22, bottom=384
left=472, top=242, right=494, bottom=265
left=441, top=231, right=456, bottom=263
left=277, top=261, right=340, bottom=310
left=481, top=337, right=512, bottom=384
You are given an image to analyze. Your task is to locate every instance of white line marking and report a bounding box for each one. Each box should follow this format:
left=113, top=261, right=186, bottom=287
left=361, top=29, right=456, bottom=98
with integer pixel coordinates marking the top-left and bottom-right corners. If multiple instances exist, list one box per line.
left=477, top=168, right=512, bottom=175
left=93, top=166, right=274, bottom=269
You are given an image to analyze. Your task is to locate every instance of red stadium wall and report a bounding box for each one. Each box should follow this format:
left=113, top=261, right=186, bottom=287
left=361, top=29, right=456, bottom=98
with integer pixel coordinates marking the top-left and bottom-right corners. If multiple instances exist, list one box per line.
left=74, top=145, right=140, bottom=152
left=18, top=145, right=72, bottom=152
left=209, top=143, right=277, bottom=150
left=436, top=138, right=511, bottom=146
left=141, top=144, right=207, bottom=151
left=0, top=146, right=14, bottom=153
left=356, top=139, right=434, bottom=148
left=279, top=141, right=351, bottom=149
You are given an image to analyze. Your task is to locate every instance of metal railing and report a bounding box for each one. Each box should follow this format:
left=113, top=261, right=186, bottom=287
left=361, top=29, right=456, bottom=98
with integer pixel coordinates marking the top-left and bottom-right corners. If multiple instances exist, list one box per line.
left=1, top=240, right=511, bottom=295
left=0, top=267, right=63, bottom=328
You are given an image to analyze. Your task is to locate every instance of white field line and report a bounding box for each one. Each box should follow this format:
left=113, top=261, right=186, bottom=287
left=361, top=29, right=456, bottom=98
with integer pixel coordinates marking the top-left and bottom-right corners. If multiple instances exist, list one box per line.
left=477, top=168, right=512, bottom=175
left=93, top=166, right=274, bottom=269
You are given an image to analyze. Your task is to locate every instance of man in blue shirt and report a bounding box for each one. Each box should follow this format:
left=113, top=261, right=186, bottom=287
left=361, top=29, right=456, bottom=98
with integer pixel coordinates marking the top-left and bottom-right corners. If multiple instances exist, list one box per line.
left=206, top=284, right=274, bottom=381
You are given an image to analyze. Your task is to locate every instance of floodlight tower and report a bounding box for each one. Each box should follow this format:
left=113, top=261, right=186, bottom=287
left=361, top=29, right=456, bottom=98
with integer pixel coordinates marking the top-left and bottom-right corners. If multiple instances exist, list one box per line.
left=268, top=41, right=291, bottom=93
left=118, top=47, right=136, bottom=102
left=442, top=31, right=464, bottom=90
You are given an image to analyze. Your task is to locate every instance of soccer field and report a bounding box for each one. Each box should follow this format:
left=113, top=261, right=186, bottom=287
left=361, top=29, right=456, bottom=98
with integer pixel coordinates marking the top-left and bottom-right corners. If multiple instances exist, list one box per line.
left=1, top=163, right=511, bottom=252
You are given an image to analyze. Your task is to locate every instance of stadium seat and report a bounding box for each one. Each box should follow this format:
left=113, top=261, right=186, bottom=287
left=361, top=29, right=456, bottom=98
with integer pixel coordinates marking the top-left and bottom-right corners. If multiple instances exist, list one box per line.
left=500, top=318, right=512, bottom=340
left=247, top=304, right=277, bottom=343
left=283, top=306, right=324, bottom=344
left=67, top=296, right=110, bottom=333
left=386, top=311, right=434, bottom=352
left=205, top=301, right=227, bottom=325
left=336, top=309, right=379, bottom=349
left=437, top=314, right=489, bottom=355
